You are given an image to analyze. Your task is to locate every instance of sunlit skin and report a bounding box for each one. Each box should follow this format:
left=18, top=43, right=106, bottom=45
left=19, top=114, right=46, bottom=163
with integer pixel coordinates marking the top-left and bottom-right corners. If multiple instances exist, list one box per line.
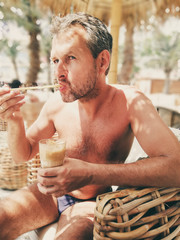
left=51, top=27, right=99, bottom=103
left=34, top=27, right=135, bottom=199
left=0, top=25, right=179, bottom=240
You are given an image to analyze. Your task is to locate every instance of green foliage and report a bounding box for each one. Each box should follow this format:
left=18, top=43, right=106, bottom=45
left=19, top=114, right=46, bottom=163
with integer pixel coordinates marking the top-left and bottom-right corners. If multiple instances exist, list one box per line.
left=133, top=22, right=180, bottom=93
left=0, top=39, right=20, bottom=59
left=0, top=38, right=21, bottom=79
left=0, top=0, right=44, bottom=84
left=0, top=0, right=41, bottom=33
left=140, top=26, right=180, bottom=75
left=40, top=18, right=52, bottom=59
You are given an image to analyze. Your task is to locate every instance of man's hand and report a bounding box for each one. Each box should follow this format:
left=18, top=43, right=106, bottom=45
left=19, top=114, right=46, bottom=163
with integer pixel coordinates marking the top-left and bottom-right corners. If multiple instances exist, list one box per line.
left=37, top=158, right=92, bottom=197
left=0, top=85, right=25, bottom=121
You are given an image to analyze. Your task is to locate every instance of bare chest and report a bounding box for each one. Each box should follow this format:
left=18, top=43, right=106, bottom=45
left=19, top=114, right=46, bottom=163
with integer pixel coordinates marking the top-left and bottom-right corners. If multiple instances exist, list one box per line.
left=54, top=110, right=133, bottom=163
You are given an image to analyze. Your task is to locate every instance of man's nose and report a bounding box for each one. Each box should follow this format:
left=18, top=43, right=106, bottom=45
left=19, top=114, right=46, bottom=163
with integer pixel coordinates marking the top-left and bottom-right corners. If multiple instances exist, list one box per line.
left=55, top=61, right=67, bottom=79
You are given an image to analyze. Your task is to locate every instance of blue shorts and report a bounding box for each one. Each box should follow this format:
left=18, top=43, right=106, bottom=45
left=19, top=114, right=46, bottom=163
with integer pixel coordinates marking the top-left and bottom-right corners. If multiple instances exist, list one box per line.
left=57, top=188, right=112, bottom=216
left=57, top=195, right=93, bottom=216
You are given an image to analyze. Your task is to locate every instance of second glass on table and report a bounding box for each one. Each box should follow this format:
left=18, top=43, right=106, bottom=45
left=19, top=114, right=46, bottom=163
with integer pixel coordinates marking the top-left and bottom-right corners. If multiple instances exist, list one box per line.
left=39, top=138, right=66, bottom=168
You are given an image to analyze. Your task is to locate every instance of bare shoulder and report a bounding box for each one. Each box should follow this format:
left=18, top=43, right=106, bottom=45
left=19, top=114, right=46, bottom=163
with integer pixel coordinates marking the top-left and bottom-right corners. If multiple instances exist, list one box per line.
left=41, top=91, right=78, bottom=118
left=42, top=91, right=64, bottom=114
left=111, top=84, right=150, bottom=107
left=112, top=84, right=158, bottom=124
left=45, top=91, right=62, bottom=106
left=111, top=83, right=143, bottom=95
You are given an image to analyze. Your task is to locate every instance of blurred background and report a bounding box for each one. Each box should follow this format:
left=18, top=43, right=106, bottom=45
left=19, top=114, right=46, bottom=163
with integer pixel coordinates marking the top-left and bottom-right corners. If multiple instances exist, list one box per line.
left=0, top=3, right=180, bottom=236
left=0, top=0, right=180, bottom=127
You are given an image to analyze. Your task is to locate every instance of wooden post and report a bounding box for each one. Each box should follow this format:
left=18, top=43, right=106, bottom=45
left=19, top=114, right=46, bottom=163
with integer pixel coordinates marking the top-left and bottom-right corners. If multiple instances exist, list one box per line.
left=108, top=0, right=122, bottom=84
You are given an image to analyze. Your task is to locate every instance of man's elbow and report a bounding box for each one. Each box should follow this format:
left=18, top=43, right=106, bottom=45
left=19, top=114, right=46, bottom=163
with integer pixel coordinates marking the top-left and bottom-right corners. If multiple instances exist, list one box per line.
left=170, top=151, right=180, bottom=187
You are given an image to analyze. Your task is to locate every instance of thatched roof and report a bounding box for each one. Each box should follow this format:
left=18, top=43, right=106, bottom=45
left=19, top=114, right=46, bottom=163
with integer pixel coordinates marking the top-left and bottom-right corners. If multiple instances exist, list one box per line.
left=39, top=0, right=180, bottom=26
left=39, top=0, right=90, bottom=16
left=5, top=0, right=180, bottom=25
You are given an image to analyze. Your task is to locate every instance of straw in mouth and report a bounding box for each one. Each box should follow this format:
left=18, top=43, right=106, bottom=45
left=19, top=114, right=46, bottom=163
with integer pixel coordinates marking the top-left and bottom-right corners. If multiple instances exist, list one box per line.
left=11, top=84, right=60, bottom=91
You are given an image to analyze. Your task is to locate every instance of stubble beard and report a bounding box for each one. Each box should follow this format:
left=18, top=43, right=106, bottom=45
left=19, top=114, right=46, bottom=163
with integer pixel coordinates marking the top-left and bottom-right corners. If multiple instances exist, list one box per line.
left=60, top=62, right=99, bottom=103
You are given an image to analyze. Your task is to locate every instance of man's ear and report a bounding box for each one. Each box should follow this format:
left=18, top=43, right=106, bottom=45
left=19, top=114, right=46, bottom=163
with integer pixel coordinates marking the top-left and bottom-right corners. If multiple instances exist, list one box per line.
left=97, top=50, right=110, bottom=75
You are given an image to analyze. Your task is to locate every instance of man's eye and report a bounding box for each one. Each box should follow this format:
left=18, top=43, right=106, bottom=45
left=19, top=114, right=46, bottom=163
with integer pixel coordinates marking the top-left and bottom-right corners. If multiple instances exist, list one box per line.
left=68, top=56, right=76, bottom=60
left=53, top=59, right=59, bottom=64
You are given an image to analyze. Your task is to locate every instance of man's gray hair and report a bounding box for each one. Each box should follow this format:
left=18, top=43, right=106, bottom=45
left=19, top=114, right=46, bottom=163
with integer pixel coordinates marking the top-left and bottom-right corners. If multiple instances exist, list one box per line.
left=51, top=13, right=113, bottom=63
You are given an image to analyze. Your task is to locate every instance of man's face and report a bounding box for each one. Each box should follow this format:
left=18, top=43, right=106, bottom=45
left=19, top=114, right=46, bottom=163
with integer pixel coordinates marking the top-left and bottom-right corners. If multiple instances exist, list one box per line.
left=51, top=26, right=98, bottom=102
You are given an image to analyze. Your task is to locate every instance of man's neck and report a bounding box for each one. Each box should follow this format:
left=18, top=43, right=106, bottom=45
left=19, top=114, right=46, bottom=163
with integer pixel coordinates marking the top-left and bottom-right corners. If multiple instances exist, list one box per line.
left=78, top=81, right=111, bottom=119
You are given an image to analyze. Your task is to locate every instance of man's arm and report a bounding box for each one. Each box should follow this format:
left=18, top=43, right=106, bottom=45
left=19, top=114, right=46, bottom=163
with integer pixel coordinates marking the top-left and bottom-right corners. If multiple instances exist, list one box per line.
left=7, top=115, right=32, bottom=163
left=0, top=86, right=55, bottom=163
left=37, top=90, right=180, bottom=197
left=93, top=90, right=180, bottom=187
left=0, top=86, right=31, bottom=163
left=37, top=123, right=180, bottom=197
left=94, top=90, right=180, bottom=186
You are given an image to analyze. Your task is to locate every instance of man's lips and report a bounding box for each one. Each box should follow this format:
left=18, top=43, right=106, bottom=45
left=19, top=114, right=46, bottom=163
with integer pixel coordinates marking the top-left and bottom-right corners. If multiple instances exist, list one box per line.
left=58, top=83, right=66, bottom=91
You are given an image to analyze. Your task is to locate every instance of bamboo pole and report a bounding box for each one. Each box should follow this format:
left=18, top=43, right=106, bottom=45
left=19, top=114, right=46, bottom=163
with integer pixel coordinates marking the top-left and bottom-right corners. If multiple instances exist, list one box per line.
left=108, top=0, right=122, bottom=84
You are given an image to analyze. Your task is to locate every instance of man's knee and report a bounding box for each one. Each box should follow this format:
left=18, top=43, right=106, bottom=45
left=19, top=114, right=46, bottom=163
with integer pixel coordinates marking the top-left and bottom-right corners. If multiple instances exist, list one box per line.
left=0, top=201, right=13, bottom=240
left=55, top=217, right=94, bottom=240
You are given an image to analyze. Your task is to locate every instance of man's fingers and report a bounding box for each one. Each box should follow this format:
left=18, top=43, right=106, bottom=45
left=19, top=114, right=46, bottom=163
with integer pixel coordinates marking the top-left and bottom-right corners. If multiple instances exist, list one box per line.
left=0, top=102, right=25, bottom=119
left=38, top=167, right=59, bottom=177
left=37, top=183, right=62, bottom=196
left=37, top=174, right=56, bottom=186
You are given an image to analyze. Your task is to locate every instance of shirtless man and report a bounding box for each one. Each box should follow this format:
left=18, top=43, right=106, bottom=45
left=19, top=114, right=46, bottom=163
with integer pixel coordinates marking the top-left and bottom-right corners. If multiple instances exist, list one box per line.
left=0, top=13, right=179, bottom=240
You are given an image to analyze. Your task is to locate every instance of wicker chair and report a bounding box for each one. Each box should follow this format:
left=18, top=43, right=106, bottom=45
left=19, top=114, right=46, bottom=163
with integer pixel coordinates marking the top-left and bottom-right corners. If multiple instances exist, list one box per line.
left=0, top=131, right=28, bottom=190
left=94, top=187, right=180, bottom=239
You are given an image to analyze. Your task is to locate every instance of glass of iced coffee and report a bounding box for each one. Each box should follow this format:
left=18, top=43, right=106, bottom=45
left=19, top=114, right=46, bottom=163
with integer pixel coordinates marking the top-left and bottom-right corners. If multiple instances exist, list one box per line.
left=39, top=139, right=66, bottom=168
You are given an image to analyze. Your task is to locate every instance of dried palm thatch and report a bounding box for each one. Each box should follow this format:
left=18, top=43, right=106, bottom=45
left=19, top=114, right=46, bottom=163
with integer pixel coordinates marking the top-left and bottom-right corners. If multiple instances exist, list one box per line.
left=39, top=0, right=90, bottom=16
left=5, top=0, right=180, bottom=26
left=155, top=0, right=180, bottom=21
left=88, top=0, right=180, bottom=26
